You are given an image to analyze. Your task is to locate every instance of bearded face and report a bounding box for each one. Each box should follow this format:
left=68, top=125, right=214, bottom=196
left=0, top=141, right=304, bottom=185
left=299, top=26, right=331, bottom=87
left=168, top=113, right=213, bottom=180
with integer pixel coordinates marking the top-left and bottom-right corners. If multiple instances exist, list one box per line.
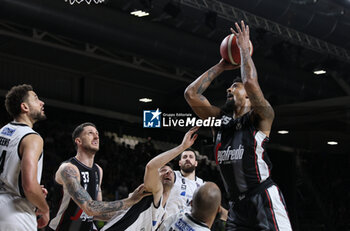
left=179, top=150, right=197, bottom=174
left=25, top=91, right=46, bottom=122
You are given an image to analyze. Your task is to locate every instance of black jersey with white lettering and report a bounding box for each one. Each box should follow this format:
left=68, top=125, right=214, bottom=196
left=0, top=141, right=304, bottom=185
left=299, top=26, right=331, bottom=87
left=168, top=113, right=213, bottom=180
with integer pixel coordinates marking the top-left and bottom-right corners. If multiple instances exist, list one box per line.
left=214, top=112, right=272, bottom=199
left=49, top=157, right=100, bottom=231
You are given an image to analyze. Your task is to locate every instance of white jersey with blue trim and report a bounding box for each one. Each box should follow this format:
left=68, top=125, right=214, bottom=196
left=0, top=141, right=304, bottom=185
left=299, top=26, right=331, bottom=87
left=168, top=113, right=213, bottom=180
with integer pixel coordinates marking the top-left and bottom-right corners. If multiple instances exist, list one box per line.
left=158, top=213, right=210, bottom=231
left=0, top=122, right=43, bottom=198
left=166, top=170, right=204, bottom=217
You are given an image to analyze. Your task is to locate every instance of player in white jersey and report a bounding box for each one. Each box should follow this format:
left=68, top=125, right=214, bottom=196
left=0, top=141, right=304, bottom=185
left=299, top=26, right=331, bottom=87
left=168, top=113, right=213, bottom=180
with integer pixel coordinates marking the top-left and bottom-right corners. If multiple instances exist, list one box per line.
left=166, top=149, right=204, bottom=216
left=101, top=127, right=199, bottom=231
left=159, top=182, right=222, bottom=231
left=0, top=84, right=49, bottom=230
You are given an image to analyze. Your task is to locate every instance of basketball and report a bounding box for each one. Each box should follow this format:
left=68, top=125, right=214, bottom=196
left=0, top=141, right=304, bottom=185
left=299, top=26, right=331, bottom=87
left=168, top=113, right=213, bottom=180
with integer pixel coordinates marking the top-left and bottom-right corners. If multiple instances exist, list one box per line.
left=220, top=34, right=253, bottom=65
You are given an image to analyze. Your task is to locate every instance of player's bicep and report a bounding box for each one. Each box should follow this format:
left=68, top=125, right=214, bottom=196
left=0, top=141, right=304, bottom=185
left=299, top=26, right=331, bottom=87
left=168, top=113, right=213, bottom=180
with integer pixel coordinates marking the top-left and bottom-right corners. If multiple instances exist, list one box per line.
left=185, top=94, right=221, bottom=119
left=20, top=135, right=43, bottom=186
left=59, top=164, right=93, bottom=207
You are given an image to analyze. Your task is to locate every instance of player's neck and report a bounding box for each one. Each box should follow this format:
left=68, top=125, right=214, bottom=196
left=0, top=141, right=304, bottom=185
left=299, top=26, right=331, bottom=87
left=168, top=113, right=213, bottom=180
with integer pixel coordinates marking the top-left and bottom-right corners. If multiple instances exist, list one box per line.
left=181, top=170, right=196, bottom=181
left=162, top=187, right=171, bottom=207
left=233, top=105, right=250, bottom=119
left=75, top=151, right=95, bottom=168
left=191, top=212, right=214, bottom=229
left=14, top=115, right=34, bottom=128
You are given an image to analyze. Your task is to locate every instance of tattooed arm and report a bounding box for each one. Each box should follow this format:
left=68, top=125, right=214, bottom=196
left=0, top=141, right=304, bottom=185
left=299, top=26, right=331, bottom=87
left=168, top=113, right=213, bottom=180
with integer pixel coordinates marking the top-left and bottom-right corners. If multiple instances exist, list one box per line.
left=185, top=60, right=238, bottom=119
left=231, top=21, right=274, bottom=136
left=55, top=163, right=148, bottom=217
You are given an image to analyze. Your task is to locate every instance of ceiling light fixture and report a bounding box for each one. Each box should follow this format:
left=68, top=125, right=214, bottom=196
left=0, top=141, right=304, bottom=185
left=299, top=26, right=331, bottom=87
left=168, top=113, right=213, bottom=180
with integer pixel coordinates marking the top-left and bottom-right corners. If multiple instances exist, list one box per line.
left=327, top=141, right=338, bottom=145
left=313, top=69, right=326, bottom=75
left=139, top=98, right=152, bottom=103
left=130, top=10, right=149, bottom=17
left=277, top=130, right=289, bottom=134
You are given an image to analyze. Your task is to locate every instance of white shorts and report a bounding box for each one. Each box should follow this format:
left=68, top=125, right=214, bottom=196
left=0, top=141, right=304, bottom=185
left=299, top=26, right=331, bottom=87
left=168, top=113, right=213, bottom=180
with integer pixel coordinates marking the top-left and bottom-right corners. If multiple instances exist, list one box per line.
left=0, top=194, right=37, bottom=231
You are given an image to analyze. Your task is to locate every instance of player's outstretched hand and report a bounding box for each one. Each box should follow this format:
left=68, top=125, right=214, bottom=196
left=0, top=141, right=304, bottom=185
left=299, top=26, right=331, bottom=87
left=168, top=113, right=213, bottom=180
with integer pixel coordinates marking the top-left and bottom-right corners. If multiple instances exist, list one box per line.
left=181, top=126, right=199, bottom=149
left=230, top=20, right=250, bottom=51
left=129, top=184, right=152, bottom=204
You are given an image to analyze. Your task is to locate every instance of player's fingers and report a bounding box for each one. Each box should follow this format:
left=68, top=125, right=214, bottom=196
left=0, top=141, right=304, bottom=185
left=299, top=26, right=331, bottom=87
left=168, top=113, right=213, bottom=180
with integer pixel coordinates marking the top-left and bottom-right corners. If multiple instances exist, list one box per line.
left=241, top=20, right=245, bottom=32
left=235, top=22, right=241, bottom=33
left=246, top=25, right=249, bottom=35
left=230, top=27, right=238, bottom=36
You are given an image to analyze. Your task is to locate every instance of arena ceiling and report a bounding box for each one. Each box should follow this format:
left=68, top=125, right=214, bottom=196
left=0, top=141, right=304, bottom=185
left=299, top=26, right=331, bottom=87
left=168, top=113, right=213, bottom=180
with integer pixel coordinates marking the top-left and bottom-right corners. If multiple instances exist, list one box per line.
left=0, top=0, right=349, bottom=154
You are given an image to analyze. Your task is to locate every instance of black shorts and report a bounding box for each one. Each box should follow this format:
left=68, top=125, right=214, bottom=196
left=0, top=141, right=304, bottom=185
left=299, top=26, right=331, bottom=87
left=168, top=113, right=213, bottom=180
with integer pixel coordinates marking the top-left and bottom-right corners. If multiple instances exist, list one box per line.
left=226, top=185, right=292, bottom=231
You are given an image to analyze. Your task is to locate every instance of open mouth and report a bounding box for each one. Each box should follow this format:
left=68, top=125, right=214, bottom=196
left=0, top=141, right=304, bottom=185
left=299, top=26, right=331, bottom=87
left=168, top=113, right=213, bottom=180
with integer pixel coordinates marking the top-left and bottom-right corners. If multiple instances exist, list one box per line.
left=227, top=93, right=233, bottom=100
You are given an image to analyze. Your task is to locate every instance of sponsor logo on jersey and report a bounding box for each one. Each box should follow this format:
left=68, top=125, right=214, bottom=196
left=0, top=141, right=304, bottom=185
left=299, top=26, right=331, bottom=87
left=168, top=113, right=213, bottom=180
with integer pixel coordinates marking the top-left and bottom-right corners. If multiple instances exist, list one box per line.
left=175, top=218, right=195, bottom=231
left=217, top=145, right=244, bottom=164
left=1, top=127, right=16, bottom=137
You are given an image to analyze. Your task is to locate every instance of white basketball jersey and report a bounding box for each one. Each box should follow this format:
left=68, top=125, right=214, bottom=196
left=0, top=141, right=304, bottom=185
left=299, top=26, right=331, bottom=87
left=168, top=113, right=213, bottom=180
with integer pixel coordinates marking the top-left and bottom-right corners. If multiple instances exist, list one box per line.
left=166, top=171, right=204, bottom=217
left=101, top=195, right=166, bottom=231
left=0, top=122, right=43, bottom=198
left=158, top=213, right=210, bottom=231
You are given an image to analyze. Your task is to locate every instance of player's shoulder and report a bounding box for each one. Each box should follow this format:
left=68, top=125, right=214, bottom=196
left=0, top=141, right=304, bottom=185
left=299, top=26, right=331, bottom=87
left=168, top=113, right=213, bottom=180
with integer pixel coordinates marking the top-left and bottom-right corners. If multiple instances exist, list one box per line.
left=58, top=162, right=80, bottom=174
left=195, top=176, right=204, bottom=184
left=94, top=163, right=103, bottom=173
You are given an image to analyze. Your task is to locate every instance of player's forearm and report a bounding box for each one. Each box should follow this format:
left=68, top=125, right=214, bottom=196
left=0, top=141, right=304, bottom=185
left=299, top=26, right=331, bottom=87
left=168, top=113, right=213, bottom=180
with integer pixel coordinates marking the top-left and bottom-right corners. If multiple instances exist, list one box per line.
left=146, top=145, right=186, bottom=170
left=86, top=197, right=135, bottom=216
left=23, top=183, right=49, bottom=212
left=185, top=64, right=223, bottom=99
left=240, top=47, right=257, bottom=84
left=94, top=211, right=117, bottom=221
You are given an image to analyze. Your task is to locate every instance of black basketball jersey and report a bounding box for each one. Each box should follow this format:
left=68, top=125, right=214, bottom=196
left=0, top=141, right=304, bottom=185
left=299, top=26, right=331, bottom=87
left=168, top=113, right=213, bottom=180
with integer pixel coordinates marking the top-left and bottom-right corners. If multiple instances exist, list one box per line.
left=214, top=112, right=272, bottom=199
left=49, top=157, right=100, bottom=231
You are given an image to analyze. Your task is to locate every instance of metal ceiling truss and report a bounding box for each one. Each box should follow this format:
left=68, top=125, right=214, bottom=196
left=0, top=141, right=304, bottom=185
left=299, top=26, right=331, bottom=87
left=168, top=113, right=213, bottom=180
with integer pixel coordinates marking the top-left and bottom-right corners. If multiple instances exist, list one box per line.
left=0, top=20, right=196, bottom=83
left=174, top=0, right=350, bottom=63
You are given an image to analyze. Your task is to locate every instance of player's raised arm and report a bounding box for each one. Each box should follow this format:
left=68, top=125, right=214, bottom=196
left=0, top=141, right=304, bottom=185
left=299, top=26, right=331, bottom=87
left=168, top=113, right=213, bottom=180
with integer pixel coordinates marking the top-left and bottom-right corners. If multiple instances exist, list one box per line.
left=144, top=127, right=199, bottom=198
left=231, top=21, right=274, bottom=132
left=184, top=61, right=238, bottom=119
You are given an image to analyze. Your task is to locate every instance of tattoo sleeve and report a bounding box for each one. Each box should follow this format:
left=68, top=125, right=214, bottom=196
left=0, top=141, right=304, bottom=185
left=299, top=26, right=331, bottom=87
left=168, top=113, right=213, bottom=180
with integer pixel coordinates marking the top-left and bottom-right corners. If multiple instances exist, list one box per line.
left=93, top=211, right=117, bottom=221
left=61, top=165, right=129, bottom=215
left=240, top=48, right=257, bottom=83
left=196, top=66, right=219, bottom=95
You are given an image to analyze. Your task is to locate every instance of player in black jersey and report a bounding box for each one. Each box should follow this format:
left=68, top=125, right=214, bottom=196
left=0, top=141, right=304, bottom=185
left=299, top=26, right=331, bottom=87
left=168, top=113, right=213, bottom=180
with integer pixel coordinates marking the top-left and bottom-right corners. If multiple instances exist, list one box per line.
left=185, top=21, right=292, bottom=230
left=49, top=122, right=148, bottom=231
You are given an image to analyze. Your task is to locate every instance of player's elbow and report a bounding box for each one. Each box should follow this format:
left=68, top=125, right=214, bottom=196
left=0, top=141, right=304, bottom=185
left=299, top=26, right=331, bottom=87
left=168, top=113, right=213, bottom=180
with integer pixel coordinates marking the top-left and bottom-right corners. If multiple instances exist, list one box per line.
left=184, top=86, right=196, bottom=101
left=22, top=180, right=37, bottom=195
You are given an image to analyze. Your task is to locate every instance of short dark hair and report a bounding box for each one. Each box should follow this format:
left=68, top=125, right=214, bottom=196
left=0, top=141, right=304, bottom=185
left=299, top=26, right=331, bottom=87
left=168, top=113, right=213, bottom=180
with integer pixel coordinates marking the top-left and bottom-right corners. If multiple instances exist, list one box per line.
left=72, top=122, right=97, bottom=150
left=233, top=76, right=242, bottom=83
left=5, top=84, right=33, bottom=118
left=162, top=162, right=174, bottom=170
left=180, top=148, right=197, bottom=161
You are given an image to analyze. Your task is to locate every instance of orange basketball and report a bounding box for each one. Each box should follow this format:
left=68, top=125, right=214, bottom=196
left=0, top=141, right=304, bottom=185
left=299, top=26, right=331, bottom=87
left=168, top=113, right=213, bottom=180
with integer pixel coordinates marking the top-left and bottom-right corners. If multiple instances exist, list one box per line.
left=220, top=34, right=253, bottom=65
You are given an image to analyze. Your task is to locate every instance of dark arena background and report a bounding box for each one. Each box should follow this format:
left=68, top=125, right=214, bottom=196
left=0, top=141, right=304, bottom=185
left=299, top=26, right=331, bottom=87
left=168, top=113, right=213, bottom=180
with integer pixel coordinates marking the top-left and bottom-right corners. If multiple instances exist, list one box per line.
left=0, top=0, right=350, bottom=230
